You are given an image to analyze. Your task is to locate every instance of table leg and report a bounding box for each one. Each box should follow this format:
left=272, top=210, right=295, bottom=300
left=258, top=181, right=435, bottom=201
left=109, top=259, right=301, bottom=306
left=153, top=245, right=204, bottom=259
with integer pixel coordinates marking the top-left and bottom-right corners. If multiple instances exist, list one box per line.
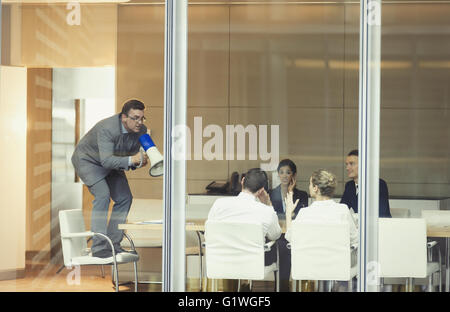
left=446, top=238, right=450, bottom=292
left=196, top=231, right=204, bottom=292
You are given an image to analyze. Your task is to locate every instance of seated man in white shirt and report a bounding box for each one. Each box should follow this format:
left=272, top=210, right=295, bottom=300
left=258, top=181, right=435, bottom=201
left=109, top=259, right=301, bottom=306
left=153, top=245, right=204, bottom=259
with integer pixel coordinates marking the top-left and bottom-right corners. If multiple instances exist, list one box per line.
left=207, top=167, right=282, bottom=258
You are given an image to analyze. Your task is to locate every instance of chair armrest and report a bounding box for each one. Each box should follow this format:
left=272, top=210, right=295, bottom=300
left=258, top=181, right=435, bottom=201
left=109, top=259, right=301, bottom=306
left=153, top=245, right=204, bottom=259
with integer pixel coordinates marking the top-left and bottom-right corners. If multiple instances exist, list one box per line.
left=427, top=241, right=437, bottom=249
left=264, top=240, right=276, bottom=252
left=122, top=233, right=137, bottom=251
left=61, top=231, right=94, bottom=239
left=61, top=232, right=115, bottom=253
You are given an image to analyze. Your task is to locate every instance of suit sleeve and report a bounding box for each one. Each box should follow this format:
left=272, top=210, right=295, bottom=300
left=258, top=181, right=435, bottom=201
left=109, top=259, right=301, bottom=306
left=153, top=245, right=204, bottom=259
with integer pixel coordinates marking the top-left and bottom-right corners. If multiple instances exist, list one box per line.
left=340, top=183, right=352, bottom=209
left=379, top=180, right=392, bottom=218
left=269, top=189, right=282, bottom=214
left=97, top=127, right=130, bottom=170
left=293, top=190, right=308, bottom=216
left=266, top=210, right=282, bottom=241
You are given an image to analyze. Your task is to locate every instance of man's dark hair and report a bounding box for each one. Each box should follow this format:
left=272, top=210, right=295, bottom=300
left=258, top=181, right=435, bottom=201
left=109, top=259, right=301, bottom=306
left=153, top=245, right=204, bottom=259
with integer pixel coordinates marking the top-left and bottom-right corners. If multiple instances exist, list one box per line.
left=243, top=168, right=268, bottom=193
left=121, top=99, right=145, bottom=116
left=277, top=159, right=297, bottom=175
left=348, top=149, right=359, bottom=157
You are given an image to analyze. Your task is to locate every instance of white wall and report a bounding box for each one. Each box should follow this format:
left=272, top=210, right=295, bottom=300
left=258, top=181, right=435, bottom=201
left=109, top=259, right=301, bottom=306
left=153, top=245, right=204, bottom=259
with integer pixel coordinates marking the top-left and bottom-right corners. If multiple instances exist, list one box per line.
left=51, top=67, right=115, bottom=214
left=0, top=66, right=27, bottom=274
left=51, top=67, right=115, bottom=263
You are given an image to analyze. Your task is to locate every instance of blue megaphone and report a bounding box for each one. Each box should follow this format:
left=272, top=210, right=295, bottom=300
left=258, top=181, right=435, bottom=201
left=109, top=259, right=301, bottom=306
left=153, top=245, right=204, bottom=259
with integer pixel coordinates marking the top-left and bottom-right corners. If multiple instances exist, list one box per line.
left=139, top=133, right=164, bottom=177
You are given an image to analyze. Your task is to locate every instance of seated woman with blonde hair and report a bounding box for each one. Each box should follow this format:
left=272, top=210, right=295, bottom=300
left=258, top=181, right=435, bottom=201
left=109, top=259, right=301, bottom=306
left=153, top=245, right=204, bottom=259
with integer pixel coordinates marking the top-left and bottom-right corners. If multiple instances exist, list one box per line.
left=284, top=169, right=358, bottom=247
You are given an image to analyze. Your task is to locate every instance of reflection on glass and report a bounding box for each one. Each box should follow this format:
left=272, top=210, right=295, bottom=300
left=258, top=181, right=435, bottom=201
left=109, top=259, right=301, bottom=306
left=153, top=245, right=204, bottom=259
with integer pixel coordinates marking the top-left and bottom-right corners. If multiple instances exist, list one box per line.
left=187, top=1, right=360, bottom=292
left=379, top=2, right=450, bottom=293
left=0, top=1, right=165, bottom=291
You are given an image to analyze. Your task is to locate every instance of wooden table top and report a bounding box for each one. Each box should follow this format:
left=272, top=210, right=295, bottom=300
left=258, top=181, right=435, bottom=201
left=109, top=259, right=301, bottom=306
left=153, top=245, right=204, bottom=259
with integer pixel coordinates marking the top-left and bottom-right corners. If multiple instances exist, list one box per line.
left=120, top=220, right=450, bottom=237
left=119, top=219, right=205, bottom=232
left=427, top=225, right=450, bottom=238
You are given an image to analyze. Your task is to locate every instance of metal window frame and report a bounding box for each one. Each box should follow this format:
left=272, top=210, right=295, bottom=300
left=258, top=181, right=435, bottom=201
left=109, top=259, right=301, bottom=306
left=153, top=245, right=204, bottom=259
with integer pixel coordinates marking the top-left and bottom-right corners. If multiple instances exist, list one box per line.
left=358, top=0, right=382, bottom=292
left=160, top=0, right=383, bottom=292
left=162, top=0, right=188, bottom=292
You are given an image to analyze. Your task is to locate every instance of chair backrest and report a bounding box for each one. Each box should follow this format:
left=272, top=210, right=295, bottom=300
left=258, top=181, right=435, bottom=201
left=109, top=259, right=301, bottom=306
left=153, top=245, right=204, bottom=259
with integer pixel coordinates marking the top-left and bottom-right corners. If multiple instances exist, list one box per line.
left=59, top=209, right=88, bottom=266
left=378, top=218, right=427, bottom=278
left=290, top=221, right=351, bottom=281
left=205, top=220, right=265, bottom=280
left=421, top=210, right=450, bottom=226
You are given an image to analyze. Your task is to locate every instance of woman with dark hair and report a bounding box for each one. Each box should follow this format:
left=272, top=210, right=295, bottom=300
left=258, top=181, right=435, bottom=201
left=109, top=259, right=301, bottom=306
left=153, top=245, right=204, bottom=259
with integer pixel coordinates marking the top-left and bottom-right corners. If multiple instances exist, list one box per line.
left=270, top=159, right=308, bottom=218
left=268, top=159, right=308, bottom=292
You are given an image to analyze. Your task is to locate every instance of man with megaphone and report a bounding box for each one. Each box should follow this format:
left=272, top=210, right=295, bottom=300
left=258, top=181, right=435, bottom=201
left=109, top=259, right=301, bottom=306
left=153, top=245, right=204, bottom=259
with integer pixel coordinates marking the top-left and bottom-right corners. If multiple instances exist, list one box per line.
left=72, top=99, right=162, bottom=259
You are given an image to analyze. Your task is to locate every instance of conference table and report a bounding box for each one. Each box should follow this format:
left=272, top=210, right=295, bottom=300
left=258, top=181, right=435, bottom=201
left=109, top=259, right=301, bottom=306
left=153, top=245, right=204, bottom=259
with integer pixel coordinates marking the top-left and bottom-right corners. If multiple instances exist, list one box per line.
left=119, top=220, right=450, bottom=292
left=119, top=219, right=286, bottom=232
left=427, top=225, right=450, bottom=292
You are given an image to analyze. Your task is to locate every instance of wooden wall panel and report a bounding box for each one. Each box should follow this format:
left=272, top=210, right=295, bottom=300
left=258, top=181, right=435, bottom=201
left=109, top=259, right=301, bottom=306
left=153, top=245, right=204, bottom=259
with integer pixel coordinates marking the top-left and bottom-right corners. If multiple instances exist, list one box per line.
left=21, top=4, right=117, bottom=67
left=116, top=3, right=449, bottom=199
left=26, top=68, right=52, bottom=256
left=0, top=66, right=27, bottom=277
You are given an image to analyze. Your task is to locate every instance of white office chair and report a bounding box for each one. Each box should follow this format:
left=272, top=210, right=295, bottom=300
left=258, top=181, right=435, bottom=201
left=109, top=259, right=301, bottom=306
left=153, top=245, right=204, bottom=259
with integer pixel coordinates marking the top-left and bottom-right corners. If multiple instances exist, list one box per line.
left=185, top=204, right=214, bottom=292
left=204, top=220, right=279, bottom=292
left=421, top=210, right=450, bottom=226
left=378, top=218, right=442, bottom=292
left=59, top=209, right=140, bottom=292
left=390, top=208, right=411, bottom=218
left=289, top=221, right=357, bottom=292
left=421, top=210, right=450, bottom=277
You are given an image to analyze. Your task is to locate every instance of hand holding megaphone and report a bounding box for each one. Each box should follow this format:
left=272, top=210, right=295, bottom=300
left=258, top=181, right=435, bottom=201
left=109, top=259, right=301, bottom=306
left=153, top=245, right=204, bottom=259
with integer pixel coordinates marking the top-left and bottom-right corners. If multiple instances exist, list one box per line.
left=131, top=151, right=148, bottom=167
left=139, top=132, right=164, bottom=177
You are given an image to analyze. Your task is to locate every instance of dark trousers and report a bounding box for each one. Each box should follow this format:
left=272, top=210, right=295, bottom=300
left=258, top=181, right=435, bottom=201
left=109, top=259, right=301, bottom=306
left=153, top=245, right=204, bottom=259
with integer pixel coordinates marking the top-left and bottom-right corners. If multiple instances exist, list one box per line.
left=264, top=234, right=291, bottom=292
left=87, top=170, right=132, bottom=254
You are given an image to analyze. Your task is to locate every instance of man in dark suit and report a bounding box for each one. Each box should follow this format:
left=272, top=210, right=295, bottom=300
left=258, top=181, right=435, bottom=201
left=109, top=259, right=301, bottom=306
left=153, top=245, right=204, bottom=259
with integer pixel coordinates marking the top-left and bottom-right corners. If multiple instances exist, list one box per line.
left=72, top=99, right=149, bottom=259
left=340, top=149, right=392, bottom=218
left=268, top=159, right=309, bottom=292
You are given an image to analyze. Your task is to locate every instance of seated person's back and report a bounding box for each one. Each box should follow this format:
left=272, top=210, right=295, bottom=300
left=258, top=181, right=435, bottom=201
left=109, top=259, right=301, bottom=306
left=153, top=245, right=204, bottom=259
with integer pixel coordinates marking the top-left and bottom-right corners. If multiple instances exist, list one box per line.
left=285, top=169, right=358, bottom=247
left=294, top=200, right=358, bottom=247
left=207, top=168, right=281, bottom=242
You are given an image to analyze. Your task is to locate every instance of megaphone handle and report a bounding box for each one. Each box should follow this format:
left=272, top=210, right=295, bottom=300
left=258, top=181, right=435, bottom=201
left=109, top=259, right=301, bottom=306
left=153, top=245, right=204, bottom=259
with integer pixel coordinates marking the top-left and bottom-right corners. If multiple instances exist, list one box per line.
left=135, top=147, right=145, bottom=169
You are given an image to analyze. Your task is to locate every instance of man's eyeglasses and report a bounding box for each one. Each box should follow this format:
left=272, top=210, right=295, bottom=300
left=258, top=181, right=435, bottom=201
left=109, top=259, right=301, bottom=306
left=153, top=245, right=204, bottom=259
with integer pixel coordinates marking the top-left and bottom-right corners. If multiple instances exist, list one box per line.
left=127, top=115, right=146, bottom=123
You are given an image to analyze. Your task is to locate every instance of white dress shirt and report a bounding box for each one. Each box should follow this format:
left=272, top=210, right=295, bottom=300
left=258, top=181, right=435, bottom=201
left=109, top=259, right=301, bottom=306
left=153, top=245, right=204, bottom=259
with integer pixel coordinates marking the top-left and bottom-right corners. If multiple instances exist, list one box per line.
left=285, top=199, right=358, bottom=247
left=207, top=191, right=282, bottom=241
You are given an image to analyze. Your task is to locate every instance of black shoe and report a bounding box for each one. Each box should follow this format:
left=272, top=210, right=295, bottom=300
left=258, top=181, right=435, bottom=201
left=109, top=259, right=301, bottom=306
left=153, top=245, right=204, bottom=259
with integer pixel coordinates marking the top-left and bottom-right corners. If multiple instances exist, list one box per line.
left=92, top=249, right=113, bottom=259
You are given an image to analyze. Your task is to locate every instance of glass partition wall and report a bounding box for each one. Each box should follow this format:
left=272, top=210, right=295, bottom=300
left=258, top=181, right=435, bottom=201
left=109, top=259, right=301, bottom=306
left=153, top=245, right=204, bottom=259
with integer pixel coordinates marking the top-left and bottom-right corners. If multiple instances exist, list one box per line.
left=0, top=1, right=167, bottom=291
left=186, top=0, right=361, bottom=292
left=379, top=1, right=450, bottom=292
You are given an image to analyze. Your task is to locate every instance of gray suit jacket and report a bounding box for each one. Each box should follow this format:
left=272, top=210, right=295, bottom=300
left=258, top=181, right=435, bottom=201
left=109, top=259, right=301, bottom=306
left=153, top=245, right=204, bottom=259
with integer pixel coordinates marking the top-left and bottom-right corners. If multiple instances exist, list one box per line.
left=71, top=113, right=147, bottom=186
